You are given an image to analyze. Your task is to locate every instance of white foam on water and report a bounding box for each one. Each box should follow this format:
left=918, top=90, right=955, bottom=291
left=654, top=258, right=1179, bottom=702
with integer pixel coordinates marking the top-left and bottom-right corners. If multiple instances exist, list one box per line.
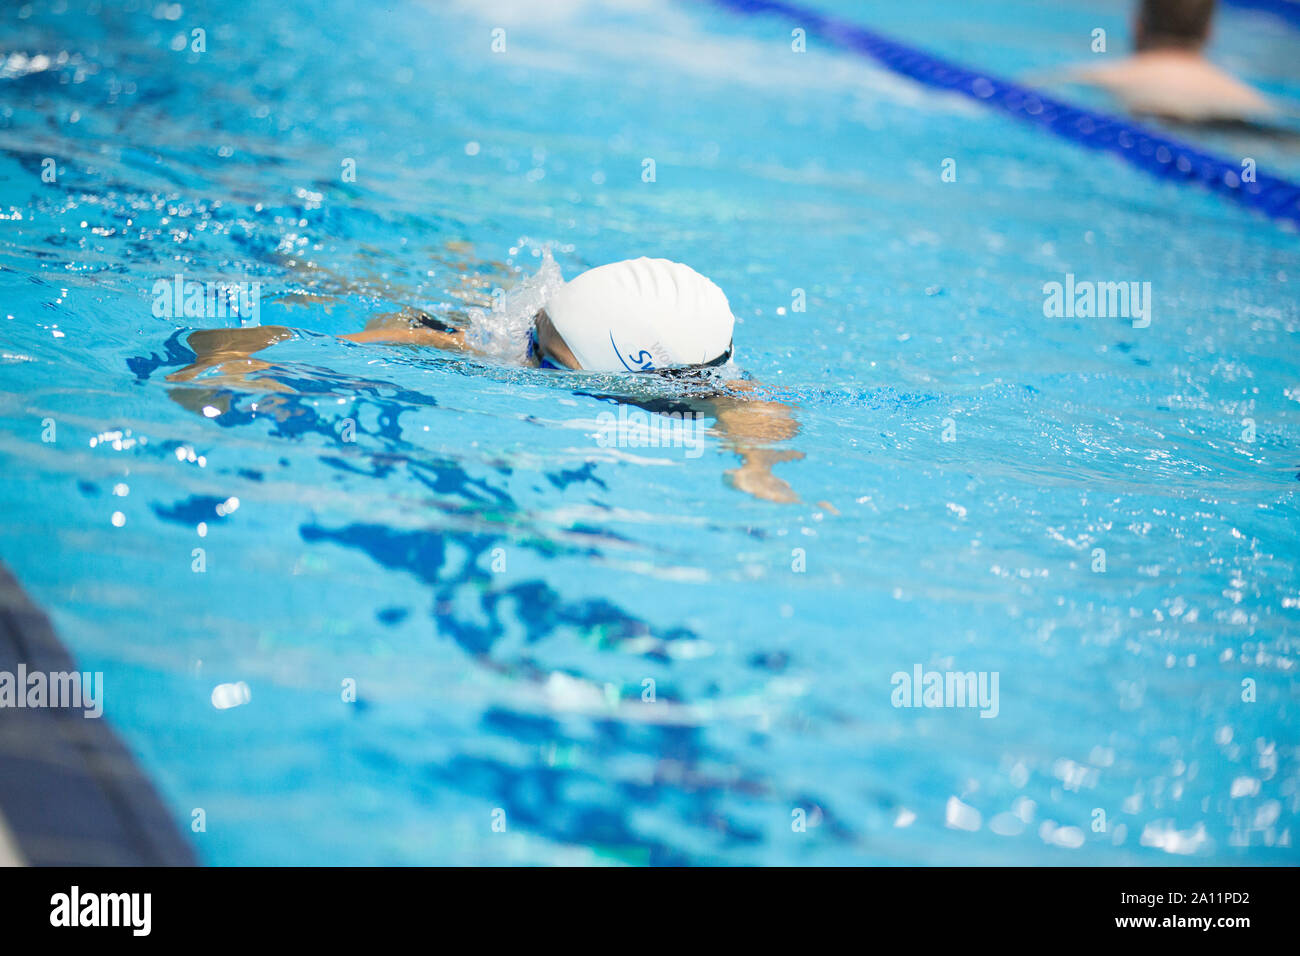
left=464, top=246, right=565, bottom=365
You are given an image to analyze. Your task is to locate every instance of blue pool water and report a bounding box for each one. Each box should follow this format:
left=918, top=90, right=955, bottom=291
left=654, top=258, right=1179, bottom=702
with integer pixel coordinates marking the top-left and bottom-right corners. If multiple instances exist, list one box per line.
left=1, top=0, right=1297, bottom=865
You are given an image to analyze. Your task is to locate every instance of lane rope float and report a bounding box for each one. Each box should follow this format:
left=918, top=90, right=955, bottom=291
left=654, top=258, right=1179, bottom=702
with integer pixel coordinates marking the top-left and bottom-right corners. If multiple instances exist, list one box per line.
left=1222, top=0, right=1300, bottom=31
left=708, top=0, right=1300, bottom=229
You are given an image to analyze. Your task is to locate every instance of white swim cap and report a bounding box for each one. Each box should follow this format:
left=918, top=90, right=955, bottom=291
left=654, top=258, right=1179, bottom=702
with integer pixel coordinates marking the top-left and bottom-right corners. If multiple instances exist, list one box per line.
left=543, top=257, right=735, bottom=372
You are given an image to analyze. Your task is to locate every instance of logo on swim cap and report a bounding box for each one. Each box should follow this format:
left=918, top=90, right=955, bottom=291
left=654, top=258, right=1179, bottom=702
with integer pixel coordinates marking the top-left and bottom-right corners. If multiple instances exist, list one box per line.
left=610, top=332, right=656, bottom=372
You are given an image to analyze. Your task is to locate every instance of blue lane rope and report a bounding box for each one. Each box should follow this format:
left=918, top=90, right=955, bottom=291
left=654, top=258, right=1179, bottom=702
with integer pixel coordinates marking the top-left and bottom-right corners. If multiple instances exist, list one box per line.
left=708, top=0, right=1300, bottom=229
left=1223, top=0, right=1300, bottom=31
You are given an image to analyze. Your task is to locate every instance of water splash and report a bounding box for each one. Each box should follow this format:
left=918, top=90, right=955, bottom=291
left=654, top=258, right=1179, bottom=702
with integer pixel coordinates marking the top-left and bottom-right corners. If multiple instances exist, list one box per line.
left=464, top=247, right=565, bottom=365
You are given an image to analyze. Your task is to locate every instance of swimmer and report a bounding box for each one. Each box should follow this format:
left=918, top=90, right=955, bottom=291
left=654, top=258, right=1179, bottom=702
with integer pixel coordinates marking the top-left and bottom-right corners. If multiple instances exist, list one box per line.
left=1057, top=0, right=1276, bottom=124
left=344, top=257, right=735, bottom=374
left=166, top=257, right=807, bottom=504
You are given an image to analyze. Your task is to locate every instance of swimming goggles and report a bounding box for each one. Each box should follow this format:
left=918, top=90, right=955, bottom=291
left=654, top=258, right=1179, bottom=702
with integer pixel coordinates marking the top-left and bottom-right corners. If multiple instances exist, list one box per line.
left=527, top=325, right=565, bottom=370
left=528, top=325, right=733, bottom=374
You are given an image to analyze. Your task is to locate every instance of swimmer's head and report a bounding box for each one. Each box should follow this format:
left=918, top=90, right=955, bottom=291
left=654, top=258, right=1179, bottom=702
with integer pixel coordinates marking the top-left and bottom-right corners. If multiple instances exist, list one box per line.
left=532, top=257, right=735, bottom=373
left=1135, top=0, right=1216, bottom=53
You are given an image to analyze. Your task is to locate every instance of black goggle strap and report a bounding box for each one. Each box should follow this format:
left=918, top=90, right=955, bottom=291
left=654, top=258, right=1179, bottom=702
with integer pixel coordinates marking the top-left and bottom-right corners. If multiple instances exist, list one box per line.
left=701, top=339, right=734, bottom=368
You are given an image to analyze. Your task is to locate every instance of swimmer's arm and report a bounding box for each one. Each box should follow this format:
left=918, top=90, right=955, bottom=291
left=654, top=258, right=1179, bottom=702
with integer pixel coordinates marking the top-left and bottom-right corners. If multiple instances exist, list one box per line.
left=1024, top=58, right=1278, bottom=123
left=342, top=325, right=465, bottom=348
left=168, top=308, right=475, bottom=390
left=165, top=325, right=295, bottom=386
left=704, top=379, right=805, bottom=505
left=340, top=308, right=471, bottom=351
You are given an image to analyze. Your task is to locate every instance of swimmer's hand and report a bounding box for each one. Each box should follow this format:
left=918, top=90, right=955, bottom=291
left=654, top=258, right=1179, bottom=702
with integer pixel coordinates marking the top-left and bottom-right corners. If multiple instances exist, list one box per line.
left=725, top=449, right=804, bottom=504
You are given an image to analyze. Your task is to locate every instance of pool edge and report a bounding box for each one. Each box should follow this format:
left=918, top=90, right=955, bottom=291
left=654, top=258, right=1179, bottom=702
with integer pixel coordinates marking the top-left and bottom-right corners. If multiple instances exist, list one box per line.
left=0, top=560, right=197, bottom=867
